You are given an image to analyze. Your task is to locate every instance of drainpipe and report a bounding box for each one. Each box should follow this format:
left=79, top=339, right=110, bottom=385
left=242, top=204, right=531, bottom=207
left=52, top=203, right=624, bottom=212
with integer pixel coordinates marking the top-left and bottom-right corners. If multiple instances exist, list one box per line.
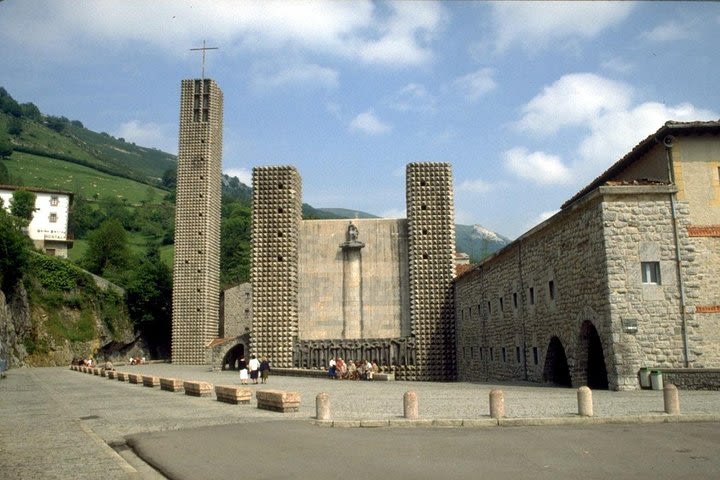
left=664, top=135, right=690, bottom=367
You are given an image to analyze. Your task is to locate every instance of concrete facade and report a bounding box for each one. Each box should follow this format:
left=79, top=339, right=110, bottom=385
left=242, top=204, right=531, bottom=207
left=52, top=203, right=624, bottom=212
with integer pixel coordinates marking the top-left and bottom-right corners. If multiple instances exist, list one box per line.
left=0, top=185, right=72, bottom=257
left=251, top=163, right=456, bottom=380
left=220, top=283, right=252, bottom=339
left=455, top=121, right=720, bottom=390
left=171, top=78, right=223, bottom=364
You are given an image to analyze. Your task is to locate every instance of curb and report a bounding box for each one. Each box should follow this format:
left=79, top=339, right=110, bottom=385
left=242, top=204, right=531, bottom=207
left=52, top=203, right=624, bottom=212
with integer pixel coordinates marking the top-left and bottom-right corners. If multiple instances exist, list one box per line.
left=312, top=413, right=720, bottom=428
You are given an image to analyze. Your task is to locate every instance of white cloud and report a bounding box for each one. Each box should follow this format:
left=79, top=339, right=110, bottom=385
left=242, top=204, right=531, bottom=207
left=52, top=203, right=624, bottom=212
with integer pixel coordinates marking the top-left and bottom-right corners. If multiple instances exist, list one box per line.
left=224, top=168, right=252, bottom=186
left=490, top=2, right=634, bottom=52
left=503, top=147, right=572, bottom=185
left=601, top=57, right=634, bottom=74
left=516, top=73, right=632, bottom=136
left=349, top=110, right=392, bottom=135
left=453, top=68, right=497, bottom=101
left=456, top=178, right=494, bottom=194
left=253, top=64, right=339, bottom=90
left=0, top=0, right=445, bottom=68
left=640, top=21, right=692, bottom=43
left=388, top=83, right=436, bottom=112
left=114, top=120, right=176, bottom=154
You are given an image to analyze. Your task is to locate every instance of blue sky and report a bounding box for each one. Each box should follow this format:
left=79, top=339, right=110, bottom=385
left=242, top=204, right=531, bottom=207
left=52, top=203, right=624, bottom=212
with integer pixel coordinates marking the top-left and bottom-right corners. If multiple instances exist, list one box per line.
left=1, top=1, right=718, bottom=238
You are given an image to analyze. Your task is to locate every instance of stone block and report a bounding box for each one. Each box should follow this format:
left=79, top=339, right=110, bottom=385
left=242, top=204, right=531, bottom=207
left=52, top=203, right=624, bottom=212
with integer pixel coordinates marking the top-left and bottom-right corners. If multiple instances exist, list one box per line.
left=215, top=385, right=252, bottom=404
left=106, top=370, right=117, bottom=380
left=116, top=372, right=129, bottom=382
left=128, top=373, right=142, bottom=384
left=160, top=377, right=184, bottom=392
left=183, top=381, right=213, bottom=397
left=142, top=375, right=160, bottom=387
left=371, top=373, right=395, bottom=381
left=256, top=389, right=301, bottom=413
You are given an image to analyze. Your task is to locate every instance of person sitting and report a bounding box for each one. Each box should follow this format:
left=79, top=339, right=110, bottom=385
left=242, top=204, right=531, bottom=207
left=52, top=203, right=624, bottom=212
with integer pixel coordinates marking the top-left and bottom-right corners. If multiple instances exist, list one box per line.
left=103, top=360, right=114, bottom=371
left=335, top=358, right=346, bottom=380
left=347, top=360, right=358, bottom=380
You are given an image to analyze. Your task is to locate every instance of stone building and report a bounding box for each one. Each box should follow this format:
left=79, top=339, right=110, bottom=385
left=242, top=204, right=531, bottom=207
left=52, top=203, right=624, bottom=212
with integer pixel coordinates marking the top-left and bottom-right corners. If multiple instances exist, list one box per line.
left=249, top=163, right=456, bottom=380
left=0, top=185, right=73, bottom=257
left=171, top=78, right=223, bottom=364
left=455, top=121, right=720, bottom=390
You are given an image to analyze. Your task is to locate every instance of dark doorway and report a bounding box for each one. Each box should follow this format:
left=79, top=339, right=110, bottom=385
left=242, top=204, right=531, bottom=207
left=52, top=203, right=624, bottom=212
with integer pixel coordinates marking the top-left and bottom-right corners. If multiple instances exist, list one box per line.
left=581, top=321, right=609, bottom=389
left=542, top=337, right=572, bottom=387
left=222, top=344, right=244, bottom=371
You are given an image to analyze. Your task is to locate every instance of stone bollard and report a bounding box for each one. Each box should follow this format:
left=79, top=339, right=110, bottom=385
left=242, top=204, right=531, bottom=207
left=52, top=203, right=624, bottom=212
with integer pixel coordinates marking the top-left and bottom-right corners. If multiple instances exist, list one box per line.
left=577, top=386, right=593, bottom=417
left=403, top=391, right=419, bottom=420
left=489, top=389, right=505, bottom=419
left=316, top=392, right=331, bottom=421
left=663, top=383, right=680, bottom=415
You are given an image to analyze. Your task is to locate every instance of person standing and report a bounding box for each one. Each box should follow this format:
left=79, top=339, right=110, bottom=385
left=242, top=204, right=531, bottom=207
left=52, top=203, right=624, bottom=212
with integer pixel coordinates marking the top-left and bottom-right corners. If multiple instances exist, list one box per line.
left=238, top=357, right=248, bottom=385
left=259, top=357, right=270, bottom=384
left=248, top=355, right=260, bottom=384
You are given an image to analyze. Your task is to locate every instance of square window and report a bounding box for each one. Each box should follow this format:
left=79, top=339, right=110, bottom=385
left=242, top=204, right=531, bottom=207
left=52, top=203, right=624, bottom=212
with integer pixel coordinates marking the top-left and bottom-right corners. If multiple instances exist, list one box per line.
left=641, top=262, right=661, bottom=284
left=50, top=196, right=59, bottom=206
left=49, top=212, right=58, bottom=223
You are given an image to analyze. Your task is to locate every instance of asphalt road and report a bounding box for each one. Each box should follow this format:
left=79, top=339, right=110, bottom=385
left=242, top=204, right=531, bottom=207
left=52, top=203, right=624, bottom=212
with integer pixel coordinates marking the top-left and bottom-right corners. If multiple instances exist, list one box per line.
left=127, top=420, right=720, bottom=480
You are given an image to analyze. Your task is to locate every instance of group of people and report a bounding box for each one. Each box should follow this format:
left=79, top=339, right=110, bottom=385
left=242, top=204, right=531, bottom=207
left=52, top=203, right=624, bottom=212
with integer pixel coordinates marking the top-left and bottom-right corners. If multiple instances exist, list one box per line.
left=328, top=358, right=379, bottom=380
left=128, top=356, right=146, bottom=365
left=238, top=355, right=271, bottom=385
left=73, top=357, right=95, bottom=367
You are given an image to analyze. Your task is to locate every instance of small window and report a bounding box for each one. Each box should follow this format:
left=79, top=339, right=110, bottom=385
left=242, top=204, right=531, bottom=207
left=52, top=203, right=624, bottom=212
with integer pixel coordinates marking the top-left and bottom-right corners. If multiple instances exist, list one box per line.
left=421, top=204, right=427, bottom=210
left=529, top=287, right=535, bottom=305
left=49, top=212, right=58, bottom=223
left=487, top=301, right=491, bottom=315
left=516, top=346, right=521, bottom=363
left=277, top=207, right=284, bottom=213
left=49, top=196, right=59, bottom=206
left=499, top=297, right=504, bottom=312
left=533, top=347, right=539, bottom=365
left=513, top=292, right=518, bottom=309
left=490, top=347, right=494, bottom=360
left=641, top=262, right=661, bottom=284
left=501, top=347, right=507, bottom=363
left=479, top=348, right=483, bottom=360
left=549, top=280, right=555, bottom=301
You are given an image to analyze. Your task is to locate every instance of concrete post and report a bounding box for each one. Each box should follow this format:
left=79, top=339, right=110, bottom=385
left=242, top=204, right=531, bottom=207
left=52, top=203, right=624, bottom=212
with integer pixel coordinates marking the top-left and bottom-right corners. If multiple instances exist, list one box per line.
left=316, top=392, right=331, bottom=420
left=577, top=386, right=593, bottom=417
left=663, top=383, right=680, bottom=415
left=403, top=391, right=419, bottom=420
left=489, top=389, right=505, bottom=419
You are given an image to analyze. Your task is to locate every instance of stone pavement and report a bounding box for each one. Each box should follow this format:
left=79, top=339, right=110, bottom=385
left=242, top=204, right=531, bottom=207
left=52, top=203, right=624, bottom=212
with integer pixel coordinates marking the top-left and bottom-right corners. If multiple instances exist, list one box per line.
left=1, top=365, right=719, bottom=479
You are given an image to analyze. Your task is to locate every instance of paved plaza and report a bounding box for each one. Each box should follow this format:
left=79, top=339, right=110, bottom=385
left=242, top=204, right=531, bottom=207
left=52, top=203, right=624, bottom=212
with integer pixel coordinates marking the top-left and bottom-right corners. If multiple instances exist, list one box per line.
left=1, top=365, right=720, bottom=479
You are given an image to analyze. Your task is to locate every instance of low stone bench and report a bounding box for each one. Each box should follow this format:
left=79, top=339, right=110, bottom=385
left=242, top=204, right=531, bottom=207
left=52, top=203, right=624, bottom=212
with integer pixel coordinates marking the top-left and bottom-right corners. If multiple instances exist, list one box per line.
left=93, top=368, right=101, bottom=376
left=215, top=385, right=252, bottom=405
left=371, top=373, right=395, bottom=381
left=256, top=390, right=301, bottom=413
left=107, top=370, right=117, bottom=380
left=183, top=381, right=213, bottom=398
left=116, top=372, right=129, bottom=382
left=142, top=375, right=160, bottom=388
left=160, top=377, right=184, bottom=392
left=128, top=373, right=142, bottom=384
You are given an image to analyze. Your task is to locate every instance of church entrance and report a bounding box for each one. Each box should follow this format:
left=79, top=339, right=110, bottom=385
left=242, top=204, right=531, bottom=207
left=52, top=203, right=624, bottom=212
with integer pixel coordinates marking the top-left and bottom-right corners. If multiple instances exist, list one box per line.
left=542, top=336, right=571, bottom=387
left=577, top=321, right=609, bottom=389
left=222, top=344, right=244, bottom=371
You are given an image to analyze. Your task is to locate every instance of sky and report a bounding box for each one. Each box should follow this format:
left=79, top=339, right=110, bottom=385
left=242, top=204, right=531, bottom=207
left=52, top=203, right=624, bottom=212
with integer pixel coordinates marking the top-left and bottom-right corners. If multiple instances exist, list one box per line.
left=1, top=1, right=718, bottom=239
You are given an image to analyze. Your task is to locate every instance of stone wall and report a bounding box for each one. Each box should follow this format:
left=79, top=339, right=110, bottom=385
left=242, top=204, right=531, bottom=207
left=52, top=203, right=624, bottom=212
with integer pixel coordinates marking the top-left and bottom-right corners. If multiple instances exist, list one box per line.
left=455, top=193, right=612, bottom=386
left=660, top=368, right=720, bottom=390
left=221, top=283, right=252, bottom=339
left=297, top=219, right=410, bottom=340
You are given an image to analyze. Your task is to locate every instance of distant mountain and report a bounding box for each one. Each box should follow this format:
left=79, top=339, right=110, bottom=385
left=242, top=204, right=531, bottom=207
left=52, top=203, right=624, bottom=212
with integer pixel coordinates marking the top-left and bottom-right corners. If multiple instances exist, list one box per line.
left=455, top=224, right=512, bottom=263
left=317, top=208, right=380, bottom=219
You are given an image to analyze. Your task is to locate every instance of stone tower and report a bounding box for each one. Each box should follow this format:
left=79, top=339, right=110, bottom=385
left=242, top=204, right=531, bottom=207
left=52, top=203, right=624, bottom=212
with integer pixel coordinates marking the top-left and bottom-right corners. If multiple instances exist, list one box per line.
left=250, top=166, right=302, bottom=367
left=172, top=79, right=223, bottom=364
left=406, top=162, right=456, bottom=380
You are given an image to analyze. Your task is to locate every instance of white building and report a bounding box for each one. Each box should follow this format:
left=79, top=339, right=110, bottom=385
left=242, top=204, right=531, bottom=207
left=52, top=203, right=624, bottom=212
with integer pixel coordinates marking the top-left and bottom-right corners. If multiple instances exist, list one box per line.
left=0, top=185, right=73, bottom=257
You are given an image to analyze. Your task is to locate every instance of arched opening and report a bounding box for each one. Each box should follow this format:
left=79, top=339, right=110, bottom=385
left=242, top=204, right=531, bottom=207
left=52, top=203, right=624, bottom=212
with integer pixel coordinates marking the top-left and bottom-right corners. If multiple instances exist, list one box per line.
left=578, top=321, right=609, bottom=389
left=542, top=336, right=571, bottom=387
left=222, top=343, right=245, bottom=371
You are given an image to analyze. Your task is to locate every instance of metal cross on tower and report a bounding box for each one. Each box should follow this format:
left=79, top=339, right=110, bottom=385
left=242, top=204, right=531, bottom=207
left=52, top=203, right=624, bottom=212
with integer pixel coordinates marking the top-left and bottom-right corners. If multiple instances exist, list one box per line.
left=190, top=40, right=219, bottom=80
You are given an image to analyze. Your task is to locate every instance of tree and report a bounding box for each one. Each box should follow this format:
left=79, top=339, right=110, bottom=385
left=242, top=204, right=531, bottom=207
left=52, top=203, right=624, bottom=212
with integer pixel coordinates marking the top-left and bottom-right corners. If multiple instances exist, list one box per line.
left=10, top=189, right=36, bottom=222
left=7, top=118, right=22, bottom=136
left=0, top=207, right=31, bottom=293
left=68, top=194, right=102, bottom=237
left=0, top=136, right=13, bottom=159
left=0, top=161, right=9, bottom=183
left=220, top=202, right=251, bottom=286
left=161, top=168, right=177, bottom=189
left=125, top=246, right=173, bottom=358
left=19, top=102, right=41, bottom=121
left=82, top=218, right=131, bottom=276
